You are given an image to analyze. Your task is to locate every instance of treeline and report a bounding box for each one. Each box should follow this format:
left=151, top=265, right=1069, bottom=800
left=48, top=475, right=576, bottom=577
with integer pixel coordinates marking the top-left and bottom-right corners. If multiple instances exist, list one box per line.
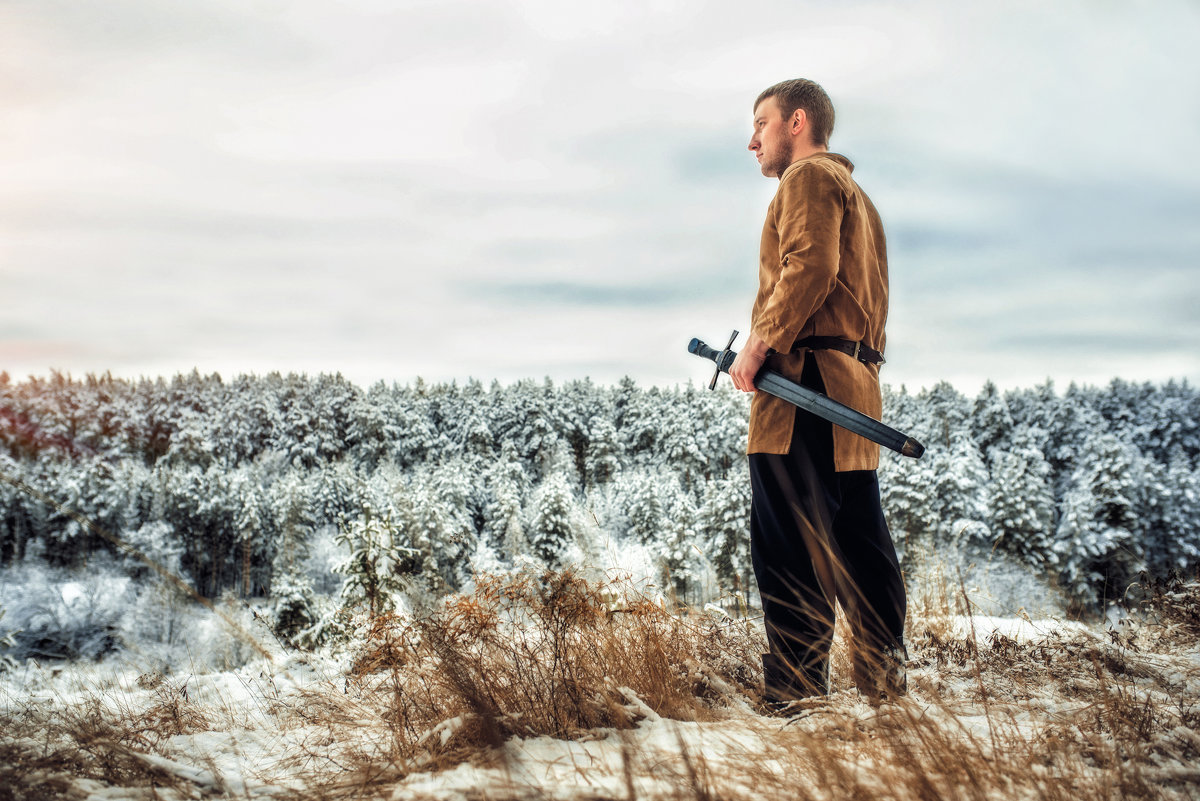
left=0, top=370, right=1198, bottom=612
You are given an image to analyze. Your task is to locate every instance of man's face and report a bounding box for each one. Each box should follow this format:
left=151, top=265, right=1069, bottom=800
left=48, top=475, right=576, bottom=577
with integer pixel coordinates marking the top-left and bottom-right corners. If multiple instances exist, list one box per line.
left=749, top=96, right=793, bottom=179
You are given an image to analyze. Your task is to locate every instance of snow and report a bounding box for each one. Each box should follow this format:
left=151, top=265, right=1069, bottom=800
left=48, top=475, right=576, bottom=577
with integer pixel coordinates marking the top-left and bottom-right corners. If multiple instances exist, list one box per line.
left=396, top=713, right=798, bottom=801
left=3, top=598, right=1200, bottom=801
left=945, top=614, right=1089, bottom=642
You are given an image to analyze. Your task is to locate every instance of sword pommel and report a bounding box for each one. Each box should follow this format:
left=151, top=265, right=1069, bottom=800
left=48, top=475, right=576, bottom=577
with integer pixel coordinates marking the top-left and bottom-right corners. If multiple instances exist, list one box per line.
left=690, top=331, right=739, bottom=390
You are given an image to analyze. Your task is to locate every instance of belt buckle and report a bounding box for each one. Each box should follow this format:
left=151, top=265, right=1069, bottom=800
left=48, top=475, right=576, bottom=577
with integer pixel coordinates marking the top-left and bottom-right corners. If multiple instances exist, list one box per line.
left=851, top=341, right=862, bottom=361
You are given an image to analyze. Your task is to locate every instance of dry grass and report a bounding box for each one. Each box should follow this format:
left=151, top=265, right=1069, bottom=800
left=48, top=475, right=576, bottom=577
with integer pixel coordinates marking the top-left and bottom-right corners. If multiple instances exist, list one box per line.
left=2, top=569, right=1200, bottom=800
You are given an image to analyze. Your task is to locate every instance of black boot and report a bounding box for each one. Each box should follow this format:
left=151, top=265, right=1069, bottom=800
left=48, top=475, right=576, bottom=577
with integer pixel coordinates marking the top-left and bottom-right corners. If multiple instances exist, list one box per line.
left=852, top=644, right=907, bottom=705
left=762, top=651, right=828, bottom=709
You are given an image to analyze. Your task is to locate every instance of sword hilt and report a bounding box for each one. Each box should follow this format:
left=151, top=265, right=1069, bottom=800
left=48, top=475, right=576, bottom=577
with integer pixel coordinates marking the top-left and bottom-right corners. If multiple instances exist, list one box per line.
left=688, top=330, right=739, bottom=390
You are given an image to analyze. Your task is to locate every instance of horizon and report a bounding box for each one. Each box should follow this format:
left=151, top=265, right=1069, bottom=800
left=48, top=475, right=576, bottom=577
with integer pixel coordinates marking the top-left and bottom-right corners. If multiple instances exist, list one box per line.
left=3, top=363, right=1193, bottom=399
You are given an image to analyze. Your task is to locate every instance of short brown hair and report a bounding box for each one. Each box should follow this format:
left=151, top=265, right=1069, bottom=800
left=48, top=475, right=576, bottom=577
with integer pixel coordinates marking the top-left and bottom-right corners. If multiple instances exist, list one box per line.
left=754, top=79, right=835, bottom=149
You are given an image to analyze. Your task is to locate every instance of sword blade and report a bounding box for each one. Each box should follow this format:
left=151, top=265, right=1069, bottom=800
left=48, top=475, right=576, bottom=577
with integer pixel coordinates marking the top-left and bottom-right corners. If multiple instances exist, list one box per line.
left=688, top=337, right=925, bottom=459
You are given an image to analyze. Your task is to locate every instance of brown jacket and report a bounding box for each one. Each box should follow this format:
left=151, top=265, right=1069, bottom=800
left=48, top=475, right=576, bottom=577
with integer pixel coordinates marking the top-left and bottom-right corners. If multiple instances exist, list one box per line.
left=748, top=151, right=889, bottom=471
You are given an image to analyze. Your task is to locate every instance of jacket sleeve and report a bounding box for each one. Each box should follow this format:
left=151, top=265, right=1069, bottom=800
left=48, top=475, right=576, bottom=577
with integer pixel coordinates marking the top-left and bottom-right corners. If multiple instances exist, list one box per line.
left=752, top=163, right=846, bottom=353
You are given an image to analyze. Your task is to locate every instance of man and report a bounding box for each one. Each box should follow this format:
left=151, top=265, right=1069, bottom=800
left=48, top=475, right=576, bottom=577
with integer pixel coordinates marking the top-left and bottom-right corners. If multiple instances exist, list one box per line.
left=728, top=79, right=906, bottom=706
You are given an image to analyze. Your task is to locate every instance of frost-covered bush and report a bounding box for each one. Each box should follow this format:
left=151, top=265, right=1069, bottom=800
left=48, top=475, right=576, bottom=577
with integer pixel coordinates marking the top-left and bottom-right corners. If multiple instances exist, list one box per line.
left=188, top=592, right=273, bottom=670
left=121, top=569, right=200, bottom=649
left=905, top=541, right=1068, bottom=619
left=270, top=569, right=318, bottom=646
left=0, top=604, right=18, bottom=672
left=0, top=565, right=134, bottom=662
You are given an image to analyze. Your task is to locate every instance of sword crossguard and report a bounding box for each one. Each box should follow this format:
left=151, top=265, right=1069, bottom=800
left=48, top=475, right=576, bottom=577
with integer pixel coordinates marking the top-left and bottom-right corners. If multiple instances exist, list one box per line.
left=708, top=329, right=739, bottom=390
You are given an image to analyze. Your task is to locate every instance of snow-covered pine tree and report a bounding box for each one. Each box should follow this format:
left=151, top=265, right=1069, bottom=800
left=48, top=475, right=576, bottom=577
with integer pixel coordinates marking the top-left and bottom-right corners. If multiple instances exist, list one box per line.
left=484, top=442, right=529, bottom=562
left=559, top=378, right=600, bottom=488
left=232, top=470, right=270, bottom=597
left=309, top=461, right=362, bottom=531
left=227, top=374, right=283, bottom=465
left=988, top=426, right=1056, bottom=569
left=1141, top=450, right=1200, bottom=575
left=971, top=380, right=1015, bottom=456
left=346, top=386, right=397, bottom=472
left=696, top=475, right=751, bottom=599
left=661, top=385, right=709, bottom=493
left=391, top=382, right=438, bottom=468
left=878, top=443, right=939, bottom=562
left=268, top=566, right=319, bottom=647
left=704, top=384, right=750, bottom=481
left=1054, top=432, right=1146, bottom=611
left=529, top=472, right=576, bottom=569
left=919, top=381, right=970, bottom=449
left=460, top=415, right=495, bottom=464
left=659, top=488, right=701, bottom=604
left=585, top=416, right=621, bottom=489
left=268, top=472, right=319, bottom=643
left=934, top=431, right=991, bottom=548
left=626, top=475, right=666, bottom=547
left=332, top=506, right=420, bottom=618
left=418, top=464, right=479, bottom=590
left=487, top=380, right=550, bottom=478
left=1134, top=380, right=1200, bottom=464
left=0, top=455, right=30, bottom=563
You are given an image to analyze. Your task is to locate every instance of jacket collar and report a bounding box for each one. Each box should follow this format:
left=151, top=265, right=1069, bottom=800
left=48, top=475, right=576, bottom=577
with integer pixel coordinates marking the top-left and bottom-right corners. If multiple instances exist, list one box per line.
left=781, top=151, right=854, bottom=179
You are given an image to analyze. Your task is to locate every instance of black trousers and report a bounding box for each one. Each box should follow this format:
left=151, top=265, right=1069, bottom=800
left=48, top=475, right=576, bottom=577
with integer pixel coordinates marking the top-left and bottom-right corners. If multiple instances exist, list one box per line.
left=749, top=359, right=906, bottom=700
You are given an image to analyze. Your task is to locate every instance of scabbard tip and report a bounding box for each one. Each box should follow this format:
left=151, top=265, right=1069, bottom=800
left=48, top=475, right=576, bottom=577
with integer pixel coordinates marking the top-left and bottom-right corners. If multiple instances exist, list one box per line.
left=901, top=439, right=926, bottom=459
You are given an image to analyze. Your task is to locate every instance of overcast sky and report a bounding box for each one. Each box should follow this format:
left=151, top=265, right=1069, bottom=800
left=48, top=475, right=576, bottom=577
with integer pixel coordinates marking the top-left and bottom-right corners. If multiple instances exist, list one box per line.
left=2, top=0, right=1198, bottom=394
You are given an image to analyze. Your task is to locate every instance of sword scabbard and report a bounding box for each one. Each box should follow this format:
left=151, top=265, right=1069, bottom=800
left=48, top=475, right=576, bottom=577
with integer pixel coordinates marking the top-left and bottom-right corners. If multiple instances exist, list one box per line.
left=688, top=335, right=926, bottom=459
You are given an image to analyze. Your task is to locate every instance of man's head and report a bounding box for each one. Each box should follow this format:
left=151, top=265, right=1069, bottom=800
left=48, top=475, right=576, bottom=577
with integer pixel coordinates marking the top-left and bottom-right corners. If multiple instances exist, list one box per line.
left=749, top=79, right=834, bottom=179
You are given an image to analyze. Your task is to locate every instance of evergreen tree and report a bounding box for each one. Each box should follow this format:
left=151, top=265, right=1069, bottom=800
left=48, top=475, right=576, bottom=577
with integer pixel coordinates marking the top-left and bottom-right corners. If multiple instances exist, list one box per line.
left=696, top=475, right=751, bottom=595
left=268, top=566, right=319, bottom=647
left=559, top=378, right=601, bottom=487
left=1142, top=451, right=1200, bottom=575
left=988, top=426, right=1056, bottom=568
left=934, top=432, right=991, bottom=547
left=332, top=506, right=420, bottom=617
left=661, top=385, right=709, bottom=492
left=346, top=388, right=397, bottom=471
left=878, top=445, right=939, bottom=561
left=919, top=381, right=970, bottom=449
left=484, top=443, right=529, bottom=562
left=529, top=473, right=575, bottom=569
left=704, top=385, right=750, bottom=481
left=659, top=488, right=701, bottom=604
left=585, top=416, right=621, bottom=489
left=1054, top=432, right=1146, bottom=610
left=417, top=465, right=479, bottom=590
left=971, top=380, right=1015, bottom=456
left=626, top=476, right=666, bottom=547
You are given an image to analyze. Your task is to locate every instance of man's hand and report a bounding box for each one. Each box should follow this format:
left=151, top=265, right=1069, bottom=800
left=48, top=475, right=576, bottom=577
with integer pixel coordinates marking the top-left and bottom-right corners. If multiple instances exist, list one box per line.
left=729, top=332, right=771, bottom=392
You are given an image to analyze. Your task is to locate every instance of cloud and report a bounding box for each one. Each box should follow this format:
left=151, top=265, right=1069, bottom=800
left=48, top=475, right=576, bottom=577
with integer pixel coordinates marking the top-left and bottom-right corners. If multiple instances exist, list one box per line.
left=0, top=0, right=1197, bottom=392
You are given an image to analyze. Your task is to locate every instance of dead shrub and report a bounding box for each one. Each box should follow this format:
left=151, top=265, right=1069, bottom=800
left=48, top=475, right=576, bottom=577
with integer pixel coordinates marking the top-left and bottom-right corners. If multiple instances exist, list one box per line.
left=345, top=569, right=763, bottom=765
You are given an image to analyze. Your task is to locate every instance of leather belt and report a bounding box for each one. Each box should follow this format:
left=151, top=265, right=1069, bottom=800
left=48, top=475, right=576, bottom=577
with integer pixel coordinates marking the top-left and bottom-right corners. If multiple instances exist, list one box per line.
left=792, top=336, right=885, bottom=366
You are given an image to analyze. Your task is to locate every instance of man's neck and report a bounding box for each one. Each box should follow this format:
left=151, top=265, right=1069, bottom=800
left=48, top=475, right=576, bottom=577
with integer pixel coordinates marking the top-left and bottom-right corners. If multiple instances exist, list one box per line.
left=781, top=144, right=828, bottom=178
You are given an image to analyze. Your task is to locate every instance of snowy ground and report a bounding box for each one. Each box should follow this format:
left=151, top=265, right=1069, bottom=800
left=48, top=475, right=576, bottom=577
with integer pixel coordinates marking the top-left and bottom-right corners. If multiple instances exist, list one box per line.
left=4, top=579, right=1200, bottom=801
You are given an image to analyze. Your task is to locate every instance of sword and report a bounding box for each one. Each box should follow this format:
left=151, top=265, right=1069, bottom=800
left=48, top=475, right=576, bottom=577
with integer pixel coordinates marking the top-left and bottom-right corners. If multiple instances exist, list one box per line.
left=688, top=331, right=925, bottom=459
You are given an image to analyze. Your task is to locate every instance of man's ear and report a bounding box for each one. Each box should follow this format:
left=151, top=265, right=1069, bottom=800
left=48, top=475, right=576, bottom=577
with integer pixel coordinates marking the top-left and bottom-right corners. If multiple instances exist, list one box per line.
left=790, top=108, right=807, bottom=137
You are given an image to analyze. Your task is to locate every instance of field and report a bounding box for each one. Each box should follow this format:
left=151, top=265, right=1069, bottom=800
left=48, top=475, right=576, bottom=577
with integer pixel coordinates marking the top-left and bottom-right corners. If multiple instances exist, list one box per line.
left=2, top=567, right=1199, bottom=801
